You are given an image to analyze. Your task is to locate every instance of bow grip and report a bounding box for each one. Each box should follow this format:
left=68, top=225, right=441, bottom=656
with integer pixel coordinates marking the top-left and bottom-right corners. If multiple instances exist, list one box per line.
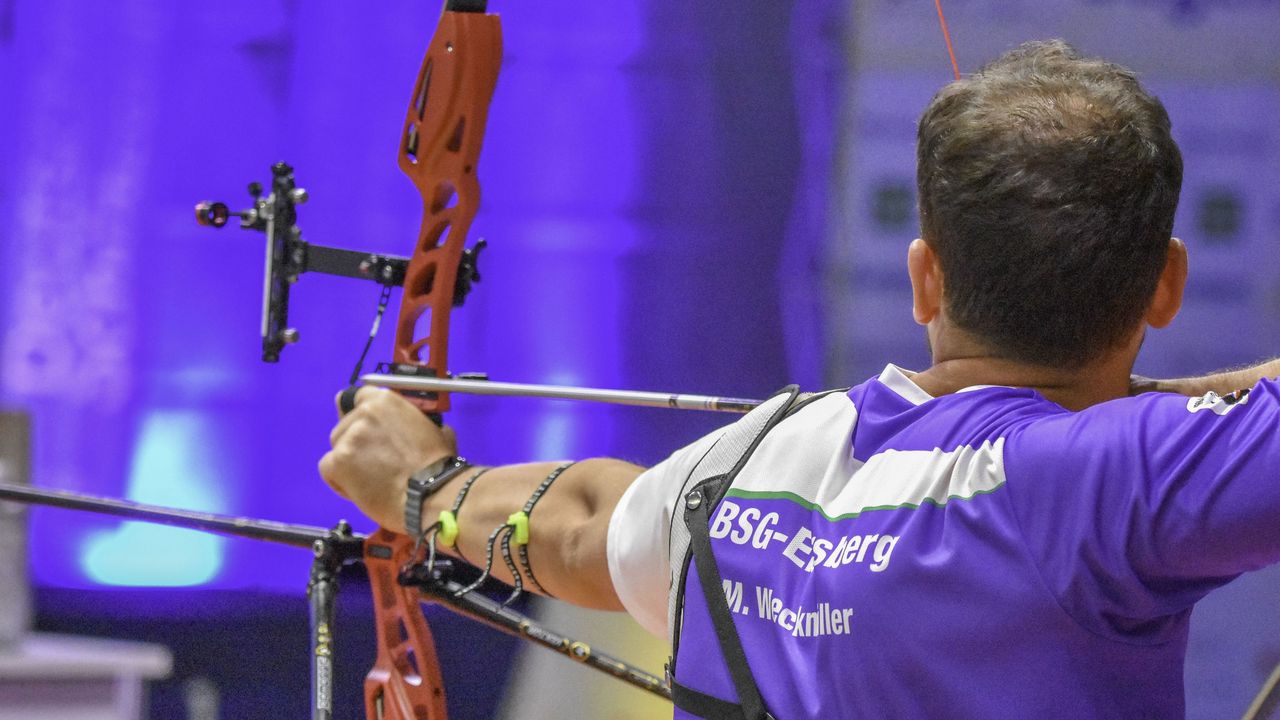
left=338, top=385, right=443, bottom=426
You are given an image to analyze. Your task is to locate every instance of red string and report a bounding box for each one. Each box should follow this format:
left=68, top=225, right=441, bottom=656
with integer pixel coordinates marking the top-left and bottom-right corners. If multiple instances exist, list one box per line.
left=933, top=0, right=962, bottom=80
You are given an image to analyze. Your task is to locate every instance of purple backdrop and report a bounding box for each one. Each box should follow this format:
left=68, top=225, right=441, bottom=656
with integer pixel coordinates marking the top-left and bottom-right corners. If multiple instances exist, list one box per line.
left=1, top=1, right=1276, bottom=718
left=0, top=1, right=814, bottom=591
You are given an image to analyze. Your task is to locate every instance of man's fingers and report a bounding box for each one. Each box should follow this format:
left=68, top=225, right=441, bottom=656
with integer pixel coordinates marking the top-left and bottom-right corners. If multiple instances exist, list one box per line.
left=354, top=385, right=383, bottom=401
left=317, top=452, right=351, bottom=499
left=330, top=386, right=399, bottom=444
left=442, top=424, right=459, bottom=453
left=334, top=385, right=393, bottom=413
left=1129, top=374, right=1159, bottom=396
left=329, top=406, right=363, bottom=447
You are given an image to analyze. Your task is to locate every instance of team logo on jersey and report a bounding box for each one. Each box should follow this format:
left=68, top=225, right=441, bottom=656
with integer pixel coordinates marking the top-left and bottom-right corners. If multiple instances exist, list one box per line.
left=1186, top=388, right=1250, bottom=415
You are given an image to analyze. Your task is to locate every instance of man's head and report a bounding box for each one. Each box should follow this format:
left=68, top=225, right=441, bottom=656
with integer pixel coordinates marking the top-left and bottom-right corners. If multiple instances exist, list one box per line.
left=913, top=40, right=1184, bottom=369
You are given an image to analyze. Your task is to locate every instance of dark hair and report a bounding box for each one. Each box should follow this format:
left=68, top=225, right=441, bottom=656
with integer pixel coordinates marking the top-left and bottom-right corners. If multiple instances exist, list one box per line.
left=916, top=40, right=1183, bottom=368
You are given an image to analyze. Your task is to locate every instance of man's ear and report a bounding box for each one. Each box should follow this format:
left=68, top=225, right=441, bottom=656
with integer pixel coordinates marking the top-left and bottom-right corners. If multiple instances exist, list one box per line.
left=908, top=238, right=943, bottom=325
left=1146, top=237, right=1187, bottom=329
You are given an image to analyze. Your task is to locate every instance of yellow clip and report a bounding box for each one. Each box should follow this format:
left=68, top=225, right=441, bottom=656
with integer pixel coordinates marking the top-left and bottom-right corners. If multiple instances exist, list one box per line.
left=507, top=511, right=530, bottom=546
left=438, top=511, right=459, bottom=547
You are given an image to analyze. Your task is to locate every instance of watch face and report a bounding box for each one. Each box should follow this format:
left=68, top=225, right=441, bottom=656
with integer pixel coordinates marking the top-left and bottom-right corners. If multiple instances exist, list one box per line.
left=421, top=458, right=468, bottom=488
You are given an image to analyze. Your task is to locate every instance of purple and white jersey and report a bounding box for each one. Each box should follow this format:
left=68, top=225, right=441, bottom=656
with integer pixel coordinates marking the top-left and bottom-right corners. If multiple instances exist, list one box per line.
left=607, top=365, right=1280, bottom=718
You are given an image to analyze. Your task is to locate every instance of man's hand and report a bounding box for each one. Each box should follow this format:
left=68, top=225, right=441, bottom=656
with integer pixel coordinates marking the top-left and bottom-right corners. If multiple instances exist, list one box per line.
left=318, top=386, right=640, bottom=607
left=318, top=386, right=457, bottom=531
left=1129, top=358, right=1280, bottom=398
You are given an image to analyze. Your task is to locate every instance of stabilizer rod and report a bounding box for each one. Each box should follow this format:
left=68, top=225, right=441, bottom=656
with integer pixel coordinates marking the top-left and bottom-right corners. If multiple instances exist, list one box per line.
left=0, top=481, right=673, bottom=701
left=0, top=481, right=334, bottom=548
left=404, top=564, right=671, bottom=700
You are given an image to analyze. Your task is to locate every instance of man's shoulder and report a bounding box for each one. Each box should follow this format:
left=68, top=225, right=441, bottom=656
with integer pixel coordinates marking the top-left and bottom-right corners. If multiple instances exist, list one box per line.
left=1001, top=382, right=1280, bottom=489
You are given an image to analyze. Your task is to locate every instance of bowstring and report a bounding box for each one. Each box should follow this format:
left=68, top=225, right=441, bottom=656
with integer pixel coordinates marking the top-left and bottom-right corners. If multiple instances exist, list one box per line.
left=933, top=0, right=962, bottom=80
left=348, top=283, right=393, bottom=387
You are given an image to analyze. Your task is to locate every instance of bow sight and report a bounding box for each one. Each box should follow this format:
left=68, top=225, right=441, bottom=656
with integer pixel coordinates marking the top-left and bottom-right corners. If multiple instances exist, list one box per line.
left=195, top=162, right=485, bottom=365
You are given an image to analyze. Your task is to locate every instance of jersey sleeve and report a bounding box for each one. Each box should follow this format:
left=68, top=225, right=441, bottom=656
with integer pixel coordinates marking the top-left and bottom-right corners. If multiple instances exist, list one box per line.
left=1004, top=379, right=1280, bottom=638
left=606, top=428, right=725, bottom=638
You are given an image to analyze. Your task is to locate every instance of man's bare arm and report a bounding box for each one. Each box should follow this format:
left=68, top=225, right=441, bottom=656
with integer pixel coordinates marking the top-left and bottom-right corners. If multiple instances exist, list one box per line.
left=420, top=459, right=642, bottom=609
left=318, top=387, right=643, bottom=610
left=1132, top=357, right=1280, bottom=396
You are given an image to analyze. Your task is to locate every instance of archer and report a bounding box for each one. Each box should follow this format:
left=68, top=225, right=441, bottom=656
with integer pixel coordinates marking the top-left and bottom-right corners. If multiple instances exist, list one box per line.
left=321, top=40, right=1280, bottom=718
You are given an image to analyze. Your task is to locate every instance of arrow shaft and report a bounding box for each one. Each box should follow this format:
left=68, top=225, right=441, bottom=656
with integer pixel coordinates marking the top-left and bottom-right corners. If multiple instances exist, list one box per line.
left=360, top=374, right=761, bottom=413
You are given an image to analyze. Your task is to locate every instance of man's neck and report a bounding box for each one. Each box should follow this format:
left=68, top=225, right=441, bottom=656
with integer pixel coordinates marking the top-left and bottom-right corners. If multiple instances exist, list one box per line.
left=905, top=322, right=1142, bottom=411
left=908, top=356, right=1132, bottom=411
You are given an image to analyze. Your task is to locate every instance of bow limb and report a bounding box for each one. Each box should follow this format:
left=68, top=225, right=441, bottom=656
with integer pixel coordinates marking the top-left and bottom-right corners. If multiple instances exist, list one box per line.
left=392, top=1, right=502, bottom=417
left=364, top=529, right=449, bottom=720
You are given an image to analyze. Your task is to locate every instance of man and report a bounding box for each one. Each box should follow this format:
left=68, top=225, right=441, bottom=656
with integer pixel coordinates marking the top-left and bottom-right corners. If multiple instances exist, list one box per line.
left=320, top=41, right=1280, bottom=718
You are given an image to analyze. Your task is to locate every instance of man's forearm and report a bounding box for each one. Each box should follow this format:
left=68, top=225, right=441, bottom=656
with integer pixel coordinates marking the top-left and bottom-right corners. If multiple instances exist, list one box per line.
left=1138, top=357, right=1280, bottom=396
left=318, top=389, right=646, bottom=610
left=420, top=458, right=643, bottom=610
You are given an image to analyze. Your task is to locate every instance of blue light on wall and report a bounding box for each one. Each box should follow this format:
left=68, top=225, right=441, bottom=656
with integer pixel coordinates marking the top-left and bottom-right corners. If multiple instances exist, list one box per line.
left=80, top=411, right=227, bottom=586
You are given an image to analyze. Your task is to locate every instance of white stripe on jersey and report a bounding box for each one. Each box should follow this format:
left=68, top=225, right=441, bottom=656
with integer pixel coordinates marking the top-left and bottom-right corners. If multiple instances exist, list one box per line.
left=733, top=390, right=1006, bottom=520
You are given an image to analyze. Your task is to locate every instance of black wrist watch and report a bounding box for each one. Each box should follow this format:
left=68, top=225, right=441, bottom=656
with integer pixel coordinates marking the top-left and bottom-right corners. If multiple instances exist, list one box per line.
left=404, top=456, right=470, bottom=538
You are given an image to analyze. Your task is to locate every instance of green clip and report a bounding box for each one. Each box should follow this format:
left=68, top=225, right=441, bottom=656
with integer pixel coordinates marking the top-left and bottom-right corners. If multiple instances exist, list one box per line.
left=507, top=511, right=530, bottom=546
left=438, top=511, right=459, bottom=547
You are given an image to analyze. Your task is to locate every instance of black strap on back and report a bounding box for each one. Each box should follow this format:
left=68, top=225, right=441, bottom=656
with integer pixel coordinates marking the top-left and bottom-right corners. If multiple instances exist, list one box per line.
left=670, top=475, right=774, bottom=720
left=668, top=386, right=838, bottom=720
left=671, top=680, right=752, bottom=720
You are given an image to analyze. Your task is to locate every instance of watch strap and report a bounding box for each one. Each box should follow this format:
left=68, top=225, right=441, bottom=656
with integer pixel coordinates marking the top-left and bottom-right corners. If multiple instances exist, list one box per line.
left=405, top=456, right=470, bottom=538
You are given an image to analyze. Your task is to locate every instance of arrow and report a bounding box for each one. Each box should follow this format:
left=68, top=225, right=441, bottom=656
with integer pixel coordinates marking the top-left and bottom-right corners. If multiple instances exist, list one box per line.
left=360, top=373, right=763, bottom=413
